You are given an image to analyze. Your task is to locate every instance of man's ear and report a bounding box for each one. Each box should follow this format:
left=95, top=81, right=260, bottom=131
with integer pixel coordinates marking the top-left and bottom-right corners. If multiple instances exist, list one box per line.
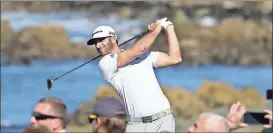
left=110, top=37, right=117, bottom=44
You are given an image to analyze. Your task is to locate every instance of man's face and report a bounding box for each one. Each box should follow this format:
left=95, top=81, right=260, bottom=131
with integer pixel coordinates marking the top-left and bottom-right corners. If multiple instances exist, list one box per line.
left=30, top=103, right=62, bottom=132
left=188, top=116, right=211, bottom=132
left=91, top=117, right=102, bottom=133
left=91, top=118, right=98, bottom=132
left=94, top=37, right=114, bottom=55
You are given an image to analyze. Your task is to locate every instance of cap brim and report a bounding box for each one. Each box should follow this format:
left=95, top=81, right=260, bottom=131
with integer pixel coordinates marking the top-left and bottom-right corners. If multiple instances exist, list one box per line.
left=85, top=111, right=97, bottom=119
left=87, top=35, right=116, bottom=45
left=87, top=38, right=96, bottom=45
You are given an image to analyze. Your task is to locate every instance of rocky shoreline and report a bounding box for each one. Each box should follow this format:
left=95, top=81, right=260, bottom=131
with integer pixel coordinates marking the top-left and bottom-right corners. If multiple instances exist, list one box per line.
left=66, top=81, right=270, bottom=132
left=1, top=1, right=272, bottom=66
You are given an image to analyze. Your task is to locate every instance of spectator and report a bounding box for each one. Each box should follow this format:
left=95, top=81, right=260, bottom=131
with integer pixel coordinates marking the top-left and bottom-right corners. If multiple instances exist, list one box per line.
left=30, top=96, right=68, bottom=133
left=189, top=101, right=248, bottom=132
left=86, top=97, right=127, bottom=133
left=261, top=109, right=272, bottom=133
left=264, top=109, right=272, bottom=128
left=188, top=112, right=230, bottom=132
left=22, top=125, right=51, bottom=133
left=226, top=102, right=248, bottom=131
left=226, top=102, right=273, bottom=133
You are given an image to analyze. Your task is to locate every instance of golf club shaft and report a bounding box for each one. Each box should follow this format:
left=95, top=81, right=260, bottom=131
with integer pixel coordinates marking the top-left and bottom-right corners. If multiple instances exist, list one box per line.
left=53, top=55, right=101, bottom=81
left=53, top=30, right=149, bottom=82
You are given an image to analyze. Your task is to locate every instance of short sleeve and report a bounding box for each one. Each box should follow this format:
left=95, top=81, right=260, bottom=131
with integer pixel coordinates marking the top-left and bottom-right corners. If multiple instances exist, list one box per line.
left=98, top=54, right=118, bottom=81
left=149, top=51, right=160, bottom=68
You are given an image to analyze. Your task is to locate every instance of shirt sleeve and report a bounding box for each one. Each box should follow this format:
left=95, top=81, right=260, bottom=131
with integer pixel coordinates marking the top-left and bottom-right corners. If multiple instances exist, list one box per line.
left=149, top=51, right=160, bottom=68
left=98, top=54, right=118, bottom=81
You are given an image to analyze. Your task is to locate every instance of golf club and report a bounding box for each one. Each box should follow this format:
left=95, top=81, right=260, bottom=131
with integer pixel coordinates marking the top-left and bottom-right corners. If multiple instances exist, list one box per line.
left=46, top=29, right=149, bottom=91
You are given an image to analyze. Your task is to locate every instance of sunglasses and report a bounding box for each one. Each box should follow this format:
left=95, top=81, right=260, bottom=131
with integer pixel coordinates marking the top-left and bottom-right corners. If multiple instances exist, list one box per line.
left=88, top=114, right=97, bottom=124
left=32, top=112, right=62, bottom=120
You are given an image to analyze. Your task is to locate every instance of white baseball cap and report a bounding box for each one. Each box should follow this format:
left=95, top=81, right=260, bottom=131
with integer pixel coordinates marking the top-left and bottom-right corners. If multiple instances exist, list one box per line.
left=87, top=25, right=117, bottom=45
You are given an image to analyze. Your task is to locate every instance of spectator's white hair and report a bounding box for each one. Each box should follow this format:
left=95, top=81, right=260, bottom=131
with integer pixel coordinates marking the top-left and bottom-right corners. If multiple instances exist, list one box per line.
left=200, top=112, right=230, bottom=132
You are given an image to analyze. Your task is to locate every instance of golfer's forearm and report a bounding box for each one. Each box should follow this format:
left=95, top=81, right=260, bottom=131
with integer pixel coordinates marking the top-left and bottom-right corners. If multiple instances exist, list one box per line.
left=132, top=29, right=160, bottom=55
left=166, top=26, right=182, bottom=62
left=117, top=30, right=160, bottom=68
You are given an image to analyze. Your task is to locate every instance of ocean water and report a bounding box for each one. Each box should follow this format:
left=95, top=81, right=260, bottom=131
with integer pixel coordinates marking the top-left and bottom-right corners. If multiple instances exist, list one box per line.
left=1, top=11, right=272, bottom=132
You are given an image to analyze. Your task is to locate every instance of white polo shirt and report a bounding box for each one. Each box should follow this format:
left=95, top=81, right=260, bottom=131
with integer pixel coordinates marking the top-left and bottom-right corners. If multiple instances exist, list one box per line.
left=98, top=51, right=171, bottom=118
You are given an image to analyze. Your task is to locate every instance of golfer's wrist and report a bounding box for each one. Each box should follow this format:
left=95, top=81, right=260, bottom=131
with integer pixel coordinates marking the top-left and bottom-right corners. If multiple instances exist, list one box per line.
left=165, top=25, right=174, bottom=34
left=151, top=27, right=161, bottom=36
left=165, top=25, right=174, bottom=30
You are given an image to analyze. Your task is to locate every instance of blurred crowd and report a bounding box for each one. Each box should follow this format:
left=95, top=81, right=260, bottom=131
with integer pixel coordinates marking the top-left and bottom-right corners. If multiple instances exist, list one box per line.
left=23, top=96, right=272, bottom=133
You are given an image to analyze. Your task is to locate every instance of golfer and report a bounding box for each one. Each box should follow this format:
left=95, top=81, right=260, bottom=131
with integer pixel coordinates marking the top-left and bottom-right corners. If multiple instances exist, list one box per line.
left=87, top=18, right=182, bottom=132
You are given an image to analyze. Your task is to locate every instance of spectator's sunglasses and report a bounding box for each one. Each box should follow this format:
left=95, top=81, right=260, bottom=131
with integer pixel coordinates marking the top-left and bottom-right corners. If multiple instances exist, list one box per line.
left=32, top=111, right=62, bottom=120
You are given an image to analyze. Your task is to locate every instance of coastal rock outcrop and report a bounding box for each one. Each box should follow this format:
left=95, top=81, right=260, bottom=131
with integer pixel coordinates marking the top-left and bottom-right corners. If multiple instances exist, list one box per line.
left=1, top=23, right=98, bottom=64
left=1, top=1, right=272, bottom=66
left=68, top=81, right=269, bottom=126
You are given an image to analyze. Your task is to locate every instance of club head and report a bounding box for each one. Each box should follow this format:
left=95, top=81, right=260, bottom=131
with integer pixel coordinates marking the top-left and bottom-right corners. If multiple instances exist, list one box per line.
left=46, top=79, right=53, bottom=91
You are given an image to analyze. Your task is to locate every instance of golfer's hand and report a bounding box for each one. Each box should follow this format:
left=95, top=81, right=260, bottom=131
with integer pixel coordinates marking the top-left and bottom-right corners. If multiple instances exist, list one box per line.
left=159, top=17, right=173, bottom=29
left=226, top=102, right=248, bottom=130
left=264, top=109, right=272, bottom=128
left=148, top=20, right=161, bottom=33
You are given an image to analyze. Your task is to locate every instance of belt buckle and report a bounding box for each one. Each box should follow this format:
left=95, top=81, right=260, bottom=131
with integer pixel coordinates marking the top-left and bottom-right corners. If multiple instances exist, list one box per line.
left=141, top=116, right=153, bottom=123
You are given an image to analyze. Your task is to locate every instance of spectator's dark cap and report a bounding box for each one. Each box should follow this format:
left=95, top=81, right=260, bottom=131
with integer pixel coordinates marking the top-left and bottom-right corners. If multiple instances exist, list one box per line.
left=85, top=97, right=126, bottom=122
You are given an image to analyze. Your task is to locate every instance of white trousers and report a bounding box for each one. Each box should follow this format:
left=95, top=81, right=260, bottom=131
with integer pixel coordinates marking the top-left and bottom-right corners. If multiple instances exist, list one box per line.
left=126, top=114, right=175, bottom=132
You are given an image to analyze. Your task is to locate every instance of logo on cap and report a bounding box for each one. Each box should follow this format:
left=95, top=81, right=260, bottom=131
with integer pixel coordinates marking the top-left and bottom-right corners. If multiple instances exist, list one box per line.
left=92, top=30, right=103, bottom=37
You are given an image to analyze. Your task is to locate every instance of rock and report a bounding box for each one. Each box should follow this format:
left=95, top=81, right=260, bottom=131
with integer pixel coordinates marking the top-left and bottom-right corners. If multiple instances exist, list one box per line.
left=196, top=81, right=269, bottom=109
left=9, top=23, right=70, bottom=59
left=194, top=8, right=211, bottom=18
left=1, top=57, right=31, bottom=66
left=196, top=81, right=239, bottom=108
left=258, top=1, right=272, bottom=14
left=164, top=88, right=207, bottom=119
left=217, top=18, right=271, bottom=41
left=172, top=20, right=197, bottom=39
left=167, top=14, right=272, bottom=66
left=67, top=42, right=99, bottom=59
left=1, top=20, right=13, bottom=50
left=68, top=100, right=95, bottom=125
left=1, top=20, right=13, bottom=39
left=222, top=1, right=244, bottom=9
left=180, top=39, right=199, bottom=47
left=179, top=1, right=219, bottom=7
left=118, top=6, right=133, bottom=18
left=68, top=81, right=268, bottom=132
left=169, top=1, right=184, bottom=8
left=238, top=87, right=268, bottom=109
left=172, top=10, right=190, bottom=24
left=92, top=86, right=120, bottom=99
left=69, top=81, right=268, bottom=125
left=2, top=1, right=272, bottom=66
left=2, top=23, right=98, bottom=60
left=9, top=57, right=31, bottom=66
